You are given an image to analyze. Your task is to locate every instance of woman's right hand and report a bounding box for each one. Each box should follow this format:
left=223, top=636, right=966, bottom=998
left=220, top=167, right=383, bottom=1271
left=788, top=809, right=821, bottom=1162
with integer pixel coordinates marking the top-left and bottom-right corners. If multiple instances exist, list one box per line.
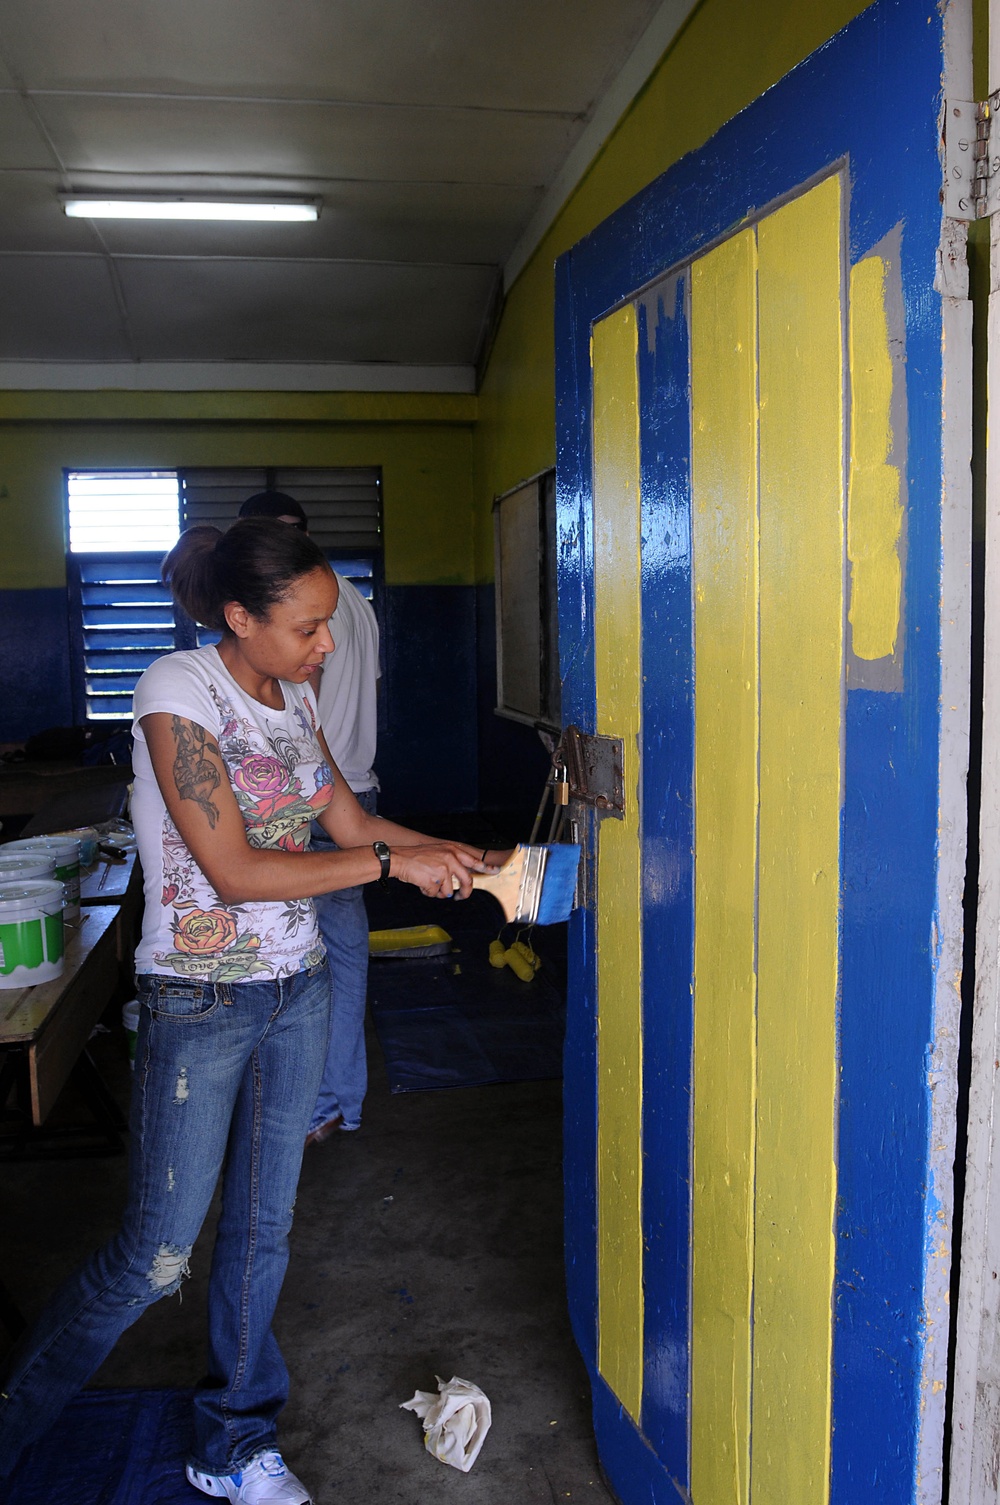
left=389, top=842, right=486, bottom=899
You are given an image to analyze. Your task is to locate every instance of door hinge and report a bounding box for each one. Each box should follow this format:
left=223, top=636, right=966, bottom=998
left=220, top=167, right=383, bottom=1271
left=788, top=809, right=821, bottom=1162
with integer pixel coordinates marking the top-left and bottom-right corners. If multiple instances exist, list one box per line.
left=944, top=96, right=1000, bottom=219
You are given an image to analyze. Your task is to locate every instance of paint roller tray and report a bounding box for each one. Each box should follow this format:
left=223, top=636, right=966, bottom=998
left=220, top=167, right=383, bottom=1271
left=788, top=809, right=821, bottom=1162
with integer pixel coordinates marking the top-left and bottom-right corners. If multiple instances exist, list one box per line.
left=369, top=924, right=453, bottom=958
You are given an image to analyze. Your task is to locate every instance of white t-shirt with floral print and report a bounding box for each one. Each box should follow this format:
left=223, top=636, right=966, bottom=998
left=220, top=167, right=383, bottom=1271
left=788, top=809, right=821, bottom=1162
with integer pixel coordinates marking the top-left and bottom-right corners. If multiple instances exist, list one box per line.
left=132, top=646, right=334, bottom=983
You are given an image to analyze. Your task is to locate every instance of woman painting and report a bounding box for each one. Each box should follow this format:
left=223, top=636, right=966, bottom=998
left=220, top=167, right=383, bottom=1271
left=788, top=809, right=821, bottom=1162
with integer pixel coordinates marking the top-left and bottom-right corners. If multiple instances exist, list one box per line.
left=0, top=519, right=492, bottom=1505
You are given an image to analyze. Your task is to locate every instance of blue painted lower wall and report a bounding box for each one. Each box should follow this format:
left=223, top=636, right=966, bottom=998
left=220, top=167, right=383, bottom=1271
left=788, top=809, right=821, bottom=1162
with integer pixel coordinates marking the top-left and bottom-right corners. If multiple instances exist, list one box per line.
left=0, top=584, right=550, bottom=824
left=377, top=583, right=479, bottom=814
left=0, top=588, right=74, bottom=741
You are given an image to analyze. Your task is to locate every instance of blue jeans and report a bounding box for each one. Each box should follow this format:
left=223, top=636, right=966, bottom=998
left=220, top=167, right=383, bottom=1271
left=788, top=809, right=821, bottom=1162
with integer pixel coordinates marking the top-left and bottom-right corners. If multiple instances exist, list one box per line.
left=0, top=959, right=330, bottom=1478
left=308, top=790, right=376, bottom=1134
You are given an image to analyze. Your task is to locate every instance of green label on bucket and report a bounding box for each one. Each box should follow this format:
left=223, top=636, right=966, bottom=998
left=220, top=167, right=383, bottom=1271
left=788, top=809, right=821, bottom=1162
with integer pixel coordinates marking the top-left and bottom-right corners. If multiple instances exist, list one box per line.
left=0, top=917, right=44, bottom=974
left=53, top=861, right=80, bottom=905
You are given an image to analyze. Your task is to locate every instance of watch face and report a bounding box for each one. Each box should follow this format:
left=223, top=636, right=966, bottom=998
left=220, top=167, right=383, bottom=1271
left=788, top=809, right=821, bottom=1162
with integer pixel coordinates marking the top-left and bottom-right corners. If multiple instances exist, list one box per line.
left=374, top=841, right=390, bottom=858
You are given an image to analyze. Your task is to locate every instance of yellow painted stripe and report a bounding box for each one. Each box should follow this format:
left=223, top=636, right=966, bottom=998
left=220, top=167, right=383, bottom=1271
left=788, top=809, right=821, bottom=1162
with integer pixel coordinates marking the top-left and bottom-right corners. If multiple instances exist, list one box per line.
left=591, top=304, right=644, bottom=1423
left=690, top=229, right=759, bottom=1505
left=848, top=254, right=903, bottom=660
left=754, top=174, right=843, bottom=1503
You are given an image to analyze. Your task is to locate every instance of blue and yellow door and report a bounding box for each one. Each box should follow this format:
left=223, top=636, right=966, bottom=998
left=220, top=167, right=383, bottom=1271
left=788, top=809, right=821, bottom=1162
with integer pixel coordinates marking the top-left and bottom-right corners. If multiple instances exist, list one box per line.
left=556, top=2, right=971, bottom=1501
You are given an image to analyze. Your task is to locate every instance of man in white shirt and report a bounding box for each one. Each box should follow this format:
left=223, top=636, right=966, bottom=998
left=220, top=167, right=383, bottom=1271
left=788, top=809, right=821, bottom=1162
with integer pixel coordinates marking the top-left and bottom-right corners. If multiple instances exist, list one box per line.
left=238, top=491, right=380, bottom=1143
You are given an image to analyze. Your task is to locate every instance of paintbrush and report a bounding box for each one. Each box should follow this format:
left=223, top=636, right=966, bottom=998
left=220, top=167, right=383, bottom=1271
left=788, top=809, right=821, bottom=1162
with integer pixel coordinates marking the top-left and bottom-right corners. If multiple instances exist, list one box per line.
left=457, top=842, right=581, bottom=925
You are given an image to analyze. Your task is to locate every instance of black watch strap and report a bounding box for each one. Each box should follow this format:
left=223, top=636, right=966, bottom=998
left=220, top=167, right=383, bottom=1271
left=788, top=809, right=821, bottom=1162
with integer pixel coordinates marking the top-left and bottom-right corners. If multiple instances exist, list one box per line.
left=372, top=840, right=391, bottom=887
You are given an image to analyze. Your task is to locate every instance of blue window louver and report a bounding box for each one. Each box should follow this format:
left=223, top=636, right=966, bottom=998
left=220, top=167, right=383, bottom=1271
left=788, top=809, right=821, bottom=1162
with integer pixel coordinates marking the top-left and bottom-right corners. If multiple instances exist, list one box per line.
left=74, top=552, right=187, bottom=720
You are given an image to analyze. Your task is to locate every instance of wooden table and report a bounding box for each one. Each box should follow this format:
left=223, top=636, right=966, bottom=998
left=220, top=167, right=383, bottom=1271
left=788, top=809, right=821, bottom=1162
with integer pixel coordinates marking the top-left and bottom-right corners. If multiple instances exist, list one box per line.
left=80, top=848, right=139, bottom=906
left=81, top=848, right=143, bottom=971
left=0, top=906, right=120, bottom=1127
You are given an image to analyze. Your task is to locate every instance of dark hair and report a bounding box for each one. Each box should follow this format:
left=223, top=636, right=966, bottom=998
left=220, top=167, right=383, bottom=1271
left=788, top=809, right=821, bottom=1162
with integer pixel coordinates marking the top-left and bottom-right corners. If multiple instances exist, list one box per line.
left=238, top=490, right=308, bottom=531
left=162, top=518, right=329, bottom=630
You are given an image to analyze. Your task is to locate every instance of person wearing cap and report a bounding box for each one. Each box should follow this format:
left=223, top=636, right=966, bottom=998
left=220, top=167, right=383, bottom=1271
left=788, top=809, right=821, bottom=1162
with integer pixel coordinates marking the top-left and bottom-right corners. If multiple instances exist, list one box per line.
left=238, top=492, right=379, bottom=1144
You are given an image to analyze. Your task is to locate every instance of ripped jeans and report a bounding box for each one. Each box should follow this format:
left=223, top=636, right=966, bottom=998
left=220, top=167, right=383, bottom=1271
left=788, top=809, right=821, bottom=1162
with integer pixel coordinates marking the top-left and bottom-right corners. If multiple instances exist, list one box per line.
left=0, top=959, right=330, bottom=1479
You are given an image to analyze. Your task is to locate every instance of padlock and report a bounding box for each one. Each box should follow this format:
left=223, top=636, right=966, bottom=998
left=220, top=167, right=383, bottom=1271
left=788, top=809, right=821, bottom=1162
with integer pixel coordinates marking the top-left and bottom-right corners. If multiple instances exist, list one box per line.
left=553, top=762, right=570, bottom=806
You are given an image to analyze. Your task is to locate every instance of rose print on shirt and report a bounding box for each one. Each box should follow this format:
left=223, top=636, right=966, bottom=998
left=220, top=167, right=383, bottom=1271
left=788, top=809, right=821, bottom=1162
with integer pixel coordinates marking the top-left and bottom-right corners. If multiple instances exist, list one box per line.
left=173, top=907, right=238, bottom=953
left=162, top=905, right=271, bottom=981
left=229, top=752, right=329, bottom=851
left=232, top=754, right=289, bottom=798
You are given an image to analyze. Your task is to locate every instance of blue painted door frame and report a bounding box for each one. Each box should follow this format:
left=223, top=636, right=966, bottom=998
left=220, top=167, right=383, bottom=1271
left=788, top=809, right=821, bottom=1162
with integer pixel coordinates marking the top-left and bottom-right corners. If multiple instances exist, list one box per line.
left=555, top=1, right=969, bottom=1500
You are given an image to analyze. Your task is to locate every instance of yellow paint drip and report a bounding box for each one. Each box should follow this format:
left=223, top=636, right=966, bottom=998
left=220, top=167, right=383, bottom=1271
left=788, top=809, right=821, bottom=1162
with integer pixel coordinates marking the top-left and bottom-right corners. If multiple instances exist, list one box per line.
left=591, top=304, right=644, bottom=1424
left=848, top=254, right=903, bottom=660
left=690, top=227, right=759, bottom=1505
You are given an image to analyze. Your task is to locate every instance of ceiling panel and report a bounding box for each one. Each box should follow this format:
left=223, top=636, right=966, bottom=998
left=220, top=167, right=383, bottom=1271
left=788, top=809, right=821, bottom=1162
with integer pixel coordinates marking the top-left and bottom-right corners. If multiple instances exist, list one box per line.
left=118, top=257, right=497, bottom=362
left=0, top=93, right=61, bottom=169
left=0, top=173, right=540, bottom=263
left=0, top=0, right=663, bottom=113
left=33, top=93, right=579, bottom=185
left=0, top=255, right=132, bottom=359
left=0, top=177, right=106, bottom=252
left=0, top=0, right=672, bottom=374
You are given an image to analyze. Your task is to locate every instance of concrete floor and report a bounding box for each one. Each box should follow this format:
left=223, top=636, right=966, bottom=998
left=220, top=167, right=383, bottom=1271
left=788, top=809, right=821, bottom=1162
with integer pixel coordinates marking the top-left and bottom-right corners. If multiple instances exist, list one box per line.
left=1, top=1013, right=617, bottom=1503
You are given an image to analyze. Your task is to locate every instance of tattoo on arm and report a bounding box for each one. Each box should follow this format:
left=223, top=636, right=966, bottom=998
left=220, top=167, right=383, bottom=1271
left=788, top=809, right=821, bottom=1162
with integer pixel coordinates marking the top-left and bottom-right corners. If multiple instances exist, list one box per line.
left=171, top=717, right=222, bottom=828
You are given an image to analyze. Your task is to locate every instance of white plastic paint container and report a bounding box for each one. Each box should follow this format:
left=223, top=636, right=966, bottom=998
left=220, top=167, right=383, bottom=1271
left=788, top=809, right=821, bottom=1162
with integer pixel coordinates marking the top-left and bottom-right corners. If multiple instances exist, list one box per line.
left=121, top=997, right=140, bottom=1068
left=50, top=827, right=98, bottom=867
left=6, top=836, right=82, bottom=920
left=0, top=879, right=65, bottom=988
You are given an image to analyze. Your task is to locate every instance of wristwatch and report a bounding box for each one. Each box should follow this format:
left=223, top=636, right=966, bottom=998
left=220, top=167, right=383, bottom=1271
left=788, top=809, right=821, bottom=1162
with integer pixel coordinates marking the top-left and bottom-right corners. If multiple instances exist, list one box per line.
left=372, top=840, right=391, bottom=888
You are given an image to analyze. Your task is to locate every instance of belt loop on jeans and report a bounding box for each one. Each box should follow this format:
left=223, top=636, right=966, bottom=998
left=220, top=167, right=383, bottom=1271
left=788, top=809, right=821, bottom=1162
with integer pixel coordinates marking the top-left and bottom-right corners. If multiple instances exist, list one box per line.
left=217, top=981, right=233, bottom=1007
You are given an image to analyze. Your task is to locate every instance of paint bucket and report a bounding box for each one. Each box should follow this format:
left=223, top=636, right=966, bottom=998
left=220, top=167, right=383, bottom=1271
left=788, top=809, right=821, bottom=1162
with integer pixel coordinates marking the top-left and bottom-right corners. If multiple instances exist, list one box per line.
left=50, top=827, right=98, bottom=867
left=122, top=997, right=140, bottom=1068
left=0, top=880, right=65, bottom=988
left=6, top=836, right=81, bottom=920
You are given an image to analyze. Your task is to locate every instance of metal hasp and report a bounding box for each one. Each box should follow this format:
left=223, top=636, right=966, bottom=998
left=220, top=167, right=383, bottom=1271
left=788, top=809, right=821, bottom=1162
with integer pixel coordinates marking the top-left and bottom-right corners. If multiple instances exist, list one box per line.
left=944, top=95, right=1000, bottom=218
left=559, top=724, right=625, bottom=818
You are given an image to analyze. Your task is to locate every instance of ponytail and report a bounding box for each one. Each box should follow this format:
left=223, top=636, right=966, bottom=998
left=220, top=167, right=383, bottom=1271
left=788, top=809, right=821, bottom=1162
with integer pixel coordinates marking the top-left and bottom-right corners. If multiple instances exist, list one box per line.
left=162, top=518, right=329, bottom=631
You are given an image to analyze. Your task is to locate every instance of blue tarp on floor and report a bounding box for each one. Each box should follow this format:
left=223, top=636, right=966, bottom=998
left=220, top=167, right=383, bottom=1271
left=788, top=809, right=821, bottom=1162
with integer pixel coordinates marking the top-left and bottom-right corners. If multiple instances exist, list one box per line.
left=6, top=1389, right=201, bottom=1505
left=365, top=884, right=567, bottom=1092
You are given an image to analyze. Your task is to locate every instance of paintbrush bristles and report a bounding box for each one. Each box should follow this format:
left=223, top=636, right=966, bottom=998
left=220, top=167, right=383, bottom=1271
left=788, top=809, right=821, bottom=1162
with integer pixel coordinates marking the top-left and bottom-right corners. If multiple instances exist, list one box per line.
left=533, top=844, right=581, bottom=925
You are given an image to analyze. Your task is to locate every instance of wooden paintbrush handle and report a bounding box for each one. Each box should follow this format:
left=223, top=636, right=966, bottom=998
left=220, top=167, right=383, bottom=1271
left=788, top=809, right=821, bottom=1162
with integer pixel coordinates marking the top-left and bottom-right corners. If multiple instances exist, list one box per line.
left=454, top=845, right=527, bottom=923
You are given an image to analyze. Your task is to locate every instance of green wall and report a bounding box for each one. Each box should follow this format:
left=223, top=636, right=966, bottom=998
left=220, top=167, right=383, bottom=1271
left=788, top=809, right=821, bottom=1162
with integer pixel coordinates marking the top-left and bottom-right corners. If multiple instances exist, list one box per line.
left=473, top=0, right=875, bottom=579
left=0, top=390, right=477, bottom=590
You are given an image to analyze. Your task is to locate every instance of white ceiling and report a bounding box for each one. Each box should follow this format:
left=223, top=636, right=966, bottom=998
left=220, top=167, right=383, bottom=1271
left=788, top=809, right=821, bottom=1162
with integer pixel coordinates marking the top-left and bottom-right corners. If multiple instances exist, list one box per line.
left=0, top=0, right=680, bottom=389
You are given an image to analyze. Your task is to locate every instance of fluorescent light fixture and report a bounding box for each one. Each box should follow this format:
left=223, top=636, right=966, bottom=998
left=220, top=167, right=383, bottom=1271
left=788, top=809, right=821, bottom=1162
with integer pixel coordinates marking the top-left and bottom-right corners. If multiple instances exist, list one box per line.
left=61, top=196, right=320, bottom=222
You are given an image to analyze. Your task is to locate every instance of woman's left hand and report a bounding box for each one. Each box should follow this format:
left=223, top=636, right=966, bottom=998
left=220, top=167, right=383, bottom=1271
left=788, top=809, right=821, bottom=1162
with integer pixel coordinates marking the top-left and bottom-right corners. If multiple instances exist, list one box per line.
left=390, top=842, right=488, bottom=899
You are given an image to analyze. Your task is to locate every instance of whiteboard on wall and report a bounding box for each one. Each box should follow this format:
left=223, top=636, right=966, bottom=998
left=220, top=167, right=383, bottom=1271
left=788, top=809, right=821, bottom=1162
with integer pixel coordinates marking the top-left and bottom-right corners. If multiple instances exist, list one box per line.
left=493, top=469, right=560, bottom=731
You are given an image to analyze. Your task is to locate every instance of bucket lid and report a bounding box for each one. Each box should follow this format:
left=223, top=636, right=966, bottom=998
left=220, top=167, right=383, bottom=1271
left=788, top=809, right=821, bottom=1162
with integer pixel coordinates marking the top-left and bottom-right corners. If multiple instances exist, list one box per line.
left=0, top=878, right=65, bottom=913
left=0, top=853, right=57, bottom=874
left=7, top=835, right=81, bottom=858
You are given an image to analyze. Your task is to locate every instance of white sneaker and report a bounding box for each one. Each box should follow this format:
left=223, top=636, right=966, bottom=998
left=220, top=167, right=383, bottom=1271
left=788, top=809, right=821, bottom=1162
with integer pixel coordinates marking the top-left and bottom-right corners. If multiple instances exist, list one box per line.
left=185, top=1450, right=312, bottom=1504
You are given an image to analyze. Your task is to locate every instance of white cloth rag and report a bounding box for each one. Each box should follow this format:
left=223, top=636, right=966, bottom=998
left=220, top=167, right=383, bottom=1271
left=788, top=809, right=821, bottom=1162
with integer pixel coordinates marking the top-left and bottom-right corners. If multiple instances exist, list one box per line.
left=400, top=1374, right=492, bottom=1473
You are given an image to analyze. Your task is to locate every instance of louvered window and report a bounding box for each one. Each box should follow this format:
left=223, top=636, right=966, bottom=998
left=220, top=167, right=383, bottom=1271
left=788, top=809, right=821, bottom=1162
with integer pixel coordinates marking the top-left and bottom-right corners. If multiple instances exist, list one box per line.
left=67, top=467, right=381, bottom=721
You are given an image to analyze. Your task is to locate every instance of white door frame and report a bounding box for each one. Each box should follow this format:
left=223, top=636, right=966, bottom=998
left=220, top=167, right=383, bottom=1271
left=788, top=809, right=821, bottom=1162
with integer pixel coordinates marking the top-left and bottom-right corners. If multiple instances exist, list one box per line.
left=948, top=0, right=1000, bottom=1498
